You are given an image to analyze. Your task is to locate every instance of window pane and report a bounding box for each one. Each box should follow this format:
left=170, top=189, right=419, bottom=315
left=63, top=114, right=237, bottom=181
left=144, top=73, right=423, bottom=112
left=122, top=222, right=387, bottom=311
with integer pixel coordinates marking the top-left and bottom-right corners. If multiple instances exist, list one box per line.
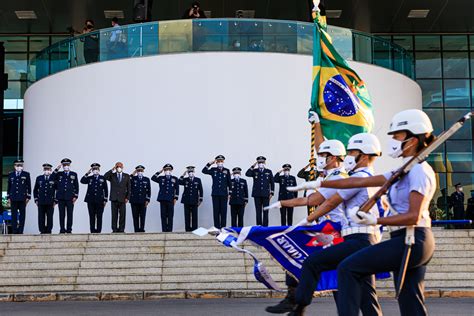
left=424, top=108, right=444, bottom=137
left=446, top=140, right=473, bottom=172
left=373, top=38, right=391, bottom=69
left=445, top=109, right=472, bottom=140
left=442, top=35, right=468, bottom=51
left=353, top=32, right=372, bottom=64
left=5, top=82, right=22, bottom=99
left=415, top=35, right=440, bottom=51
left=443, top=52, right=469, bottom=78
left=29, top=36, right=50, bottom=52
left=427, top=143, right=445, bottom=172
left=5, top=53, right=28, bottom=80
left=415, top=52, right=441, bottom=78
left=444, top=79, right=470, bottom=107
left=0, top=36, right=28, bottom=52
left=418, top=80, right=443, bottom=108
left=51, top=36, right=68, bottom=45
left=471, top=56, right=474, bottom=78
left=392, top=35, right=413, bottom=50
left=470, top=35, right=474, bottom=50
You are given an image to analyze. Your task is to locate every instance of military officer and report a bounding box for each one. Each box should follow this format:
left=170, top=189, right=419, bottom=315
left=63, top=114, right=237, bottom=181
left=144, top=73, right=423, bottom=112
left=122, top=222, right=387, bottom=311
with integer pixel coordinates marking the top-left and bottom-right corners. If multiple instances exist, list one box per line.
left=54, top=158, right=79, bottom=233
left=245, top=156, right=274, bottom=226
left=7, top=159, right=31, bottom=234
left=130, top=165, right=151, bottom=233
left=152, top=164, right=179, bottom=232
left=179, top=166, right=204, bottom=232
left=202, top=155, right=231, bottom=229
left=274, top=164, right=297, bottom=226
left=33, top=163, right=56, bottom=234
left=229, top=167, right=248, bottom=227
left=450, top=183, right=465, bottom=228
left=80, top=163, right=108, bottom=233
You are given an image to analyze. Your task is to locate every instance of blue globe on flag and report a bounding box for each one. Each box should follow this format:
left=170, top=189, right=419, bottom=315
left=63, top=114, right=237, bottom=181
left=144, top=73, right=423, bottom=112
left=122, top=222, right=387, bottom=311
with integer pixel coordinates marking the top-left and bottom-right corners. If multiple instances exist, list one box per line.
left=323, top=75, right=359, bottom=117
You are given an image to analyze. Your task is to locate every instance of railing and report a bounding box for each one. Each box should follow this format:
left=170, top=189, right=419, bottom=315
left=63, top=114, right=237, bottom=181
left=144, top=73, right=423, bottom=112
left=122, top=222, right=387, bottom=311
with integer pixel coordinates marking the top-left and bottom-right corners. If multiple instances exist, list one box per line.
left=29, top=19, right=414, bottom=82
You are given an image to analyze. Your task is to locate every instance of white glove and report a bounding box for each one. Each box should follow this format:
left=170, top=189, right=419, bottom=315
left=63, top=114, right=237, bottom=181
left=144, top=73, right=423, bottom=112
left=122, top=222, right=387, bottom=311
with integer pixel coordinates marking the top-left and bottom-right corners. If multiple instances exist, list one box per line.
left=349, top=207, right=377, bottom=226
left=287, top=178, right=322, bottom=192
left=264, top=201, right=282, bottom=211
left=308, top=111, right=320, bottom=124
left=296, top=217, right=313, bottom=226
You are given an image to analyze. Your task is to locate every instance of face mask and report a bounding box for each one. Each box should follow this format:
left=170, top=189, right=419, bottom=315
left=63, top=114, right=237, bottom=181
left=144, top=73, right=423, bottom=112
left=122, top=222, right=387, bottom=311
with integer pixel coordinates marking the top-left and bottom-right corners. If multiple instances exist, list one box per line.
left=116, top=167, right=122, bottom=173
left=258, top=163, right=265, bottom=169
left=137, top=171, right=144, bottom=177
left=44, top=170, right=52, bottom=176
left=459, top=188, right=463, bottom=192
left=188, top=172, right=194, bottom=177
left=343, top=155, right=357, bottom=172
left=283, top=171, right=290, bottom=176
left=63, top=165, right=70, bottom=171
left=92, top=169, right=100, bottom=175
left=234, top=174, right=240, bottom=180
left=217, top=162, right=224, bottom=168
left=165, top=171, right=171, bottom=176
left=387, top=138, right=412, bottom=159
left=316, top=156, right=328, bottom=171
left=15, top=166, right=23, bottom=172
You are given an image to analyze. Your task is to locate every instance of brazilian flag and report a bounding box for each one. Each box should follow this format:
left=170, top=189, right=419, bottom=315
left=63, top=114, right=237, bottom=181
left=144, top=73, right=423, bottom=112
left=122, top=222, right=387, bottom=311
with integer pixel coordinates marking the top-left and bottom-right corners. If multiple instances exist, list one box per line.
left=310, top=8, right=374, bottom=145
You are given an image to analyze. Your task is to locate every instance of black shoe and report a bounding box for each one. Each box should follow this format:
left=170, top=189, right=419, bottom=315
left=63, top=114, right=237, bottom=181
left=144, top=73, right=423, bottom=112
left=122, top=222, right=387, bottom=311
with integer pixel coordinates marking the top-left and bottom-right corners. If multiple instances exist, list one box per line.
left=266, top=287, right=296, bottom=314
left=288, top=305, right=306, bottom=316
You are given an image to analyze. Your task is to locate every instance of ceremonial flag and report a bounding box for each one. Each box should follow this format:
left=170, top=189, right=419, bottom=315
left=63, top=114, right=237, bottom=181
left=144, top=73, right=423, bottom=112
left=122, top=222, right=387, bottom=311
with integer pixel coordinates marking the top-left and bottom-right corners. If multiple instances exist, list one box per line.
left=311, top=7, right=374, bottom=145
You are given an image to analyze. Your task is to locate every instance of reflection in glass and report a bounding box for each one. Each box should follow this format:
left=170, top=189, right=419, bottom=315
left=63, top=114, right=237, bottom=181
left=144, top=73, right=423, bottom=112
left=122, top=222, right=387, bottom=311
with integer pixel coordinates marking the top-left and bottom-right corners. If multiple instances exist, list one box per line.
left=194, top=20, right=229, bottom=51
left=0, top=36, right=28, bottom=52
left=5, top=53, right=27, bottom=80
left=418, top=80, right=443, bottom=108
left=158, top=20, right=192, bottom=53
left=445, top=109, right=472, bottom=140
left=373, top=38, right=391, bottom=69
left=446, top=140, right=473, bottom=172
left=392, top=35, right=413, bottom=50
left=296, top=23, right=312, bottom=54
left=353, top=32, right=372, bottom=63
left=442, top=35, right=468, bottom=51
left=424, top=108, right=444, bottom=135
left=443, top=79, right=470, bottom=107
left=415, top=52, right=441, bottom=78
left=415, top=35, right=440, bottom=51
left=443, top=52, right=469, bottom=78
left=29, top=37, right=51, bottom=52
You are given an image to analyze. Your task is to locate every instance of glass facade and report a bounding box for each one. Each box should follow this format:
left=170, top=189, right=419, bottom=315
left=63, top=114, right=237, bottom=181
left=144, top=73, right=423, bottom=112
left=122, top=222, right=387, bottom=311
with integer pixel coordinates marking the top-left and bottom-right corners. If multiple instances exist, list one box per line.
left=386, top=34, right=474, bottom=218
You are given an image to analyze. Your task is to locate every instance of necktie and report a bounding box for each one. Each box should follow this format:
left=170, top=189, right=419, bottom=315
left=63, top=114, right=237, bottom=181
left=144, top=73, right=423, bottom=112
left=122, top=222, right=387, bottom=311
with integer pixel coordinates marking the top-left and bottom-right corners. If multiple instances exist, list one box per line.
left=118, top=173, right=121, bottom=182
left=46, top=176, right=49, bottom=181
left=16, top=172, right=20, bottom=177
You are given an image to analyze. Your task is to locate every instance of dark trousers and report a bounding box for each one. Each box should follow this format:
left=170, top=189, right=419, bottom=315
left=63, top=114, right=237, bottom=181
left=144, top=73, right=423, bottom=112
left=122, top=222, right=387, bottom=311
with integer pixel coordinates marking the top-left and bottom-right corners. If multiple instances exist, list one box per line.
left=58, top=200, right=74, bottom=233
left=280, top=207, right=294, bottom=226
left=131, top=203, right=147, bottom=232
left=230, top=204, right=245, bottom=227
left=296, top=233, right=381, bottom=316
left=453, top=206, right=465, bottom=228
left=286, top=273, right=299, bottom=287
left=160, top=201, right=174, bottom=232
left=84, top=49, right=98, bottom=63
left=111, top=201, right=126, bottom=232
left=10, top=201, right=26, bottom=234
left=87, top=202, right=104, bottom=233
left=254, top=197, right=270, bottom=226
left=212, top=196, right=227, bottom=229
left=337, top=228, right=435, bottom=316
left=183, top=204, right=198, bottom=232
left=38, top=204, right=54, bottom=234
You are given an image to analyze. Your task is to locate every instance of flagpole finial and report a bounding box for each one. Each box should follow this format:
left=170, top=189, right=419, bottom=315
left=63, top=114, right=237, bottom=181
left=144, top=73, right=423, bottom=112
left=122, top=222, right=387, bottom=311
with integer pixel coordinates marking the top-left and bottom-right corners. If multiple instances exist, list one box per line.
left=313, top=0, right=321, bottom=12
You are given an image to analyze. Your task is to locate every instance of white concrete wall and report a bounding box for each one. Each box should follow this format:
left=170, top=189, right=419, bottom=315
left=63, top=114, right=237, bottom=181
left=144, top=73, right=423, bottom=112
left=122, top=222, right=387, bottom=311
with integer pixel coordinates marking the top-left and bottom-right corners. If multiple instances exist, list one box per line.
left=23, top=52, right=421, bottom=233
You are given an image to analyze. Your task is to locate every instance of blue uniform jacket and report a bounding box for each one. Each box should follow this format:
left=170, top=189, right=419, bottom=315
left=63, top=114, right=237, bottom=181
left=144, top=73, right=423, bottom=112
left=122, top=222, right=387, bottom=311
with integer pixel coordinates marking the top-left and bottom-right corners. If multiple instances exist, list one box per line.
left=54, top=170, right=79, bottom=201
left=129, top=175, right=151, bottom=204
left=202, top=165, right=231, bottom=196
left=245, top=167, right=275, bottom=198
left=33, top=174, right=57, bottom=205
left=179, top=176, right=203, bottom=205
left=229, top=178, right=249, bottom=205
left=151, top=174, right=179, bottom=202
left=7, top=171, right=32, bottom=202
left=274, top=173, right=298, bottom=200
left=80, top=174, right=108, bottom=203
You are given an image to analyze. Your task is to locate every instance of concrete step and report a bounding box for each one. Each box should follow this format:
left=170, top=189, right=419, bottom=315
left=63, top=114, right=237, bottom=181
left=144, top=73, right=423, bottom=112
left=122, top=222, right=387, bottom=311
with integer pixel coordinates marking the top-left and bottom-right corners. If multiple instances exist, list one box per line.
left=0, top=253, right=164, bottom=263
left=4, top=246, right=165, bottom=256
left=0, top=260, right=161, bottom=270
left=0, top=268, right=164, bottom=278
left=0, top=240, right=166, bottom=249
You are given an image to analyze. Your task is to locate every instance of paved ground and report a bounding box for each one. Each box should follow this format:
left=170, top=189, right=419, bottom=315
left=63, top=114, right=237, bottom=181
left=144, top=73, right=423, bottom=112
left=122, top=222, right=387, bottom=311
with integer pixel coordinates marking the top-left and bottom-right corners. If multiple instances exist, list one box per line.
left=1, top=298, right=473, bottom=316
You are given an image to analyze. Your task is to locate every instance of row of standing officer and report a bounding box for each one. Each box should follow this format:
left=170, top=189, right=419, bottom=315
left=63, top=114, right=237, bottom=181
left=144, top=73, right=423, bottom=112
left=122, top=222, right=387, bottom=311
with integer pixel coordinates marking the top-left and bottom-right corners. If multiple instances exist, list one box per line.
left=6, top=157, right=304, bottom=234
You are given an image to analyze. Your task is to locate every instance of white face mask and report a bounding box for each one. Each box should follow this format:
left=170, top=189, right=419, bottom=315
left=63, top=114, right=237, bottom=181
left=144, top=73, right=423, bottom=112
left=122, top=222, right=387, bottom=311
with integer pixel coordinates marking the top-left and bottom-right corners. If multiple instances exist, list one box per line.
left=63, top=165, right=70, bottom=171
left=343, top=155, right=357, bottom=172
left=258, top=163, right=265, bottom=169
left=234, top=174, right=240, bottom=180
left=165, top=170, right=171, bottom=176
left=116, top=167, right=122, bottom=173
left=316, top=156, right=327, bottom=171
left=188, top=172, right=194, bottom=177
left=92, top=169, right=100, bottom=175
left=15, top=166, right=23, bottom=172
left=44, top=170, right=52, bottom=176
left=459, top=187, right=463, bottom=192
left=283, top=171, right=290, bottom=176
left=137, top=171, right=144, bottom=177
left=217, top=162, right=224, bottom=168
left=387, top=138, right=407, bottom=159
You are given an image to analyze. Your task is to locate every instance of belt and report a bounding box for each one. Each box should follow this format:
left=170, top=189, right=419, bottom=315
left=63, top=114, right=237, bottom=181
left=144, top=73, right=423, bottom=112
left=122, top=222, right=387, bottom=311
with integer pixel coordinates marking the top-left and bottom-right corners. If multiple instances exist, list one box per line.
left=387, top=217, right=431, bottom=233
left=342, top=226, right=378, bottom=237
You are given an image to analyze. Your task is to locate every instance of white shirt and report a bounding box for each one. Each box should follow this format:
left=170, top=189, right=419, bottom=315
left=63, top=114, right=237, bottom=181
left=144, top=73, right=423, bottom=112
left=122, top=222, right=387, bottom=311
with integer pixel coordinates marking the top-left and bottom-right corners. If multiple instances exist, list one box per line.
left=383, top=161, right=436, bottom=226
left=338, top=167, right=379, bottom=230
left=110, top=24, right=122, bottom=42
left=317, top=166, right=348, bottom=227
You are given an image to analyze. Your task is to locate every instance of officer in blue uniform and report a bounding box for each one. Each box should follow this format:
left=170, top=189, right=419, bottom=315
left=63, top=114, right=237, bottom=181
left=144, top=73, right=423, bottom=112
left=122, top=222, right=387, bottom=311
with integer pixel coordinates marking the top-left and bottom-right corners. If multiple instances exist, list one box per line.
left=80, top=163, right=108, bottom=233
left=229, top=167, right=248, bottom=227
left=7, top=159, right=31, bottom=234
left=152, top=164, right=179, bottom=232
left=245, top=156, right=274, bottom=227
left=202, top=155, right=231, bottom=229
left=33, top=163, right=56, bottom=234
left=54, top=158, right=79, bottom=233
left=130, top=165, right=151, bottom=233
left=179, top=166, right=203, bottom=232
left=274, top=164, right=298, bottom=226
